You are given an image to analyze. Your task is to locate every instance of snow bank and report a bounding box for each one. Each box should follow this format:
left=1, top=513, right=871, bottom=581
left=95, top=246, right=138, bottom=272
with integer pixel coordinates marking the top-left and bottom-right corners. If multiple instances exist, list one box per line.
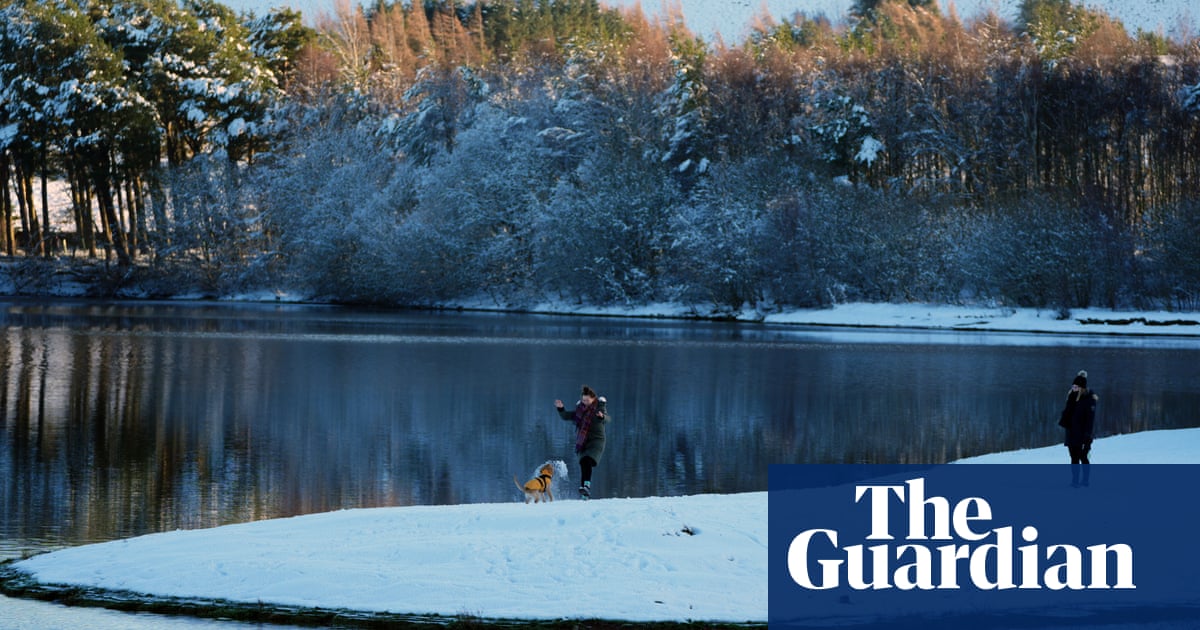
left=13, top=493, right=767, bottom=623
left=518, top=300, right=1200, bottom=337
left=765, top=303, right=1200, bottom=336
left=954, top=427, right=1200, bottom=464
left=12, top=428, right=1200, bottom=624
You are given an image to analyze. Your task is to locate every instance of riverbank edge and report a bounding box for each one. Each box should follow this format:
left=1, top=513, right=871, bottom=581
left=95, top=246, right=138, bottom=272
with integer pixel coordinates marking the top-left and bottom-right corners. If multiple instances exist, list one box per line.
left=0, top=563, right=762, bottom=629
left=4, top=257, right=1200, bottom=336
left=4, top=289, right=1200, bottom=339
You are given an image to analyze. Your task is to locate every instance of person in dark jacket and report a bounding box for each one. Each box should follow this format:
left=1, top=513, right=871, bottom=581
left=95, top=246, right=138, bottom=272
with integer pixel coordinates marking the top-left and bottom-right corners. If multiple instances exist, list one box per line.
left=556, top=385, right=609, bottom=500
left=1059, top=370, right=1098, bottom=486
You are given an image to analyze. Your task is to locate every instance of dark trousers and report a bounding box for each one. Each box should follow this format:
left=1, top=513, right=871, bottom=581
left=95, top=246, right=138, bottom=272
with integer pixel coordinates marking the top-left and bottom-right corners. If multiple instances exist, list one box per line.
left=1069, top=444, right=1091, bottom=486
left=580, top=456, right=597, bottom=484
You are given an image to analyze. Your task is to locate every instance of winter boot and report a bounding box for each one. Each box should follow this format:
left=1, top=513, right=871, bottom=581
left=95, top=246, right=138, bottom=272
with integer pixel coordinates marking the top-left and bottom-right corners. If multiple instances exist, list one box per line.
left=579, top=481, right=591, bottom=500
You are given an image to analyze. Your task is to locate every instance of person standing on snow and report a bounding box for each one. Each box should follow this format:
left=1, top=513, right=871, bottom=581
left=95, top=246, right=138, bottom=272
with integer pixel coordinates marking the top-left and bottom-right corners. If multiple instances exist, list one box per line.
left=555, top=385, right=609, bottom=500
left=1058, top=370, right=1098, bottom=486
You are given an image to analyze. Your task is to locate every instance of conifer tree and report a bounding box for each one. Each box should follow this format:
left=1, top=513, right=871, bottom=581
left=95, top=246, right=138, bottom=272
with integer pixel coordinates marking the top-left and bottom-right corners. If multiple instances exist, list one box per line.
left=851, top=0, right=937, bottom=22
left=658, top=33, right=710, bottom=192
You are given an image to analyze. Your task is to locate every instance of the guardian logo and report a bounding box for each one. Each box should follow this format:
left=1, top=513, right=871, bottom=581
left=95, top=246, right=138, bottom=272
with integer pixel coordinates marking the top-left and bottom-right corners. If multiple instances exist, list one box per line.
left=787, top=478, right=1135, bottom=591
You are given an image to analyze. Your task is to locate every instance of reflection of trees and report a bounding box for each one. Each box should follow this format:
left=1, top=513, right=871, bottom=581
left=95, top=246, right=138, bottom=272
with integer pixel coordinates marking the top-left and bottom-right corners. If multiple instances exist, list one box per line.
left=3, top=318, right=595, bottom=548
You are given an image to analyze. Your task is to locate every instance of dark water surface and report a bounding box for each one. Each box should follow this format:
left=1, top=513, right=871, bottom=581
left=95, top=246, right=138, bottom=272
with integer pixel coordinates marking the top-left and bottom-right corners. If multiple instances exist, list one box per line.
left=3, top=299, right=1199, bottom=567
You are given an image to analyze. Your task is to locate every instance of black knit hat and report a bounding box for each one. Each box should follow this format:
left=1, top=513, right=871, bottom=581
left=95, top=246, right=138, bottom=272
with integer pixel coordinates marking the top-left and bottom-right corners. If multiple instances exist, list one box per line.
left=1072, top=370, right=1088, bottom=388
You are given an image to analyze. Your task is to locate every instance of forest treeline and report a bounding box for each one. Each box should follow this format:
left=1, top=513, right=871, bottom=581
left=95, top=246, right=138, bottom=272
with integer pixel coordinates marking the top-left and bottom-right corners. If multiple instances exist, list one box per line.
left=2, top=0, right=1199, bottom=312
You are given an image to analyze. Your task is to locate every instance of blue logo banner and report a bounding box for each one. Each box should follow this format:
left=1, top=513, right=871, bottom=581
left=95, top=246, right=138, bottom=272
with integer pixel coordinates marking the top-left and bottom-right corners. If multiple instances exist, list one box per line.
left=769, top=465, right=1200, bottom=628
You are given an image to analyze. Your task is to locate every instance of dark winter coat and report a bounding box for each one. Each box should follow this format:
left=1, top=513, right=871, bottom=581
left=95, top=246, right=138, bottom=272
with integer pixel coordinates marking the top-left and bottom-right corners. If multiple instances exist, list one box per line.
left=558, top=397, right=609, bottom=464
left=1059, top=389, right=1097, bottom=448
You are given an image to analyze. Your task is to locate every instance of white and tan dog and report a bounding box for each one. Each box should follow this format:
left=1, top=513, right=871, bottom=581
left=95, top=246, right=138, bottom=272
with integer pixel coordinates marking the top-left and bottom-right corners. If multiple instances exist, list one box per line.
left=514, top=463, right=555, bottom=503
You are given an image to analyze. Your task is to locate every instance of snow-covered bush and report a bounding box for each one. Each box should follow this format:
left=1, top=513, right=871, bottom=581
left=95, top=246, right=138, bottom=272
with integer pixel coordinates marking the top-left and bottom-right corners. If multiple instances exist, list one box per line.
left=959, top=196, right=1096, bottom=309
left=156, top=156, right=268, bottom=295
left=1141, top=200, right=1200, bottom=311
left=252, top=102, right=404, bottom=301
left=534, top=147, right=678, bottom=305
left=665, top=160, right=770, bottom=309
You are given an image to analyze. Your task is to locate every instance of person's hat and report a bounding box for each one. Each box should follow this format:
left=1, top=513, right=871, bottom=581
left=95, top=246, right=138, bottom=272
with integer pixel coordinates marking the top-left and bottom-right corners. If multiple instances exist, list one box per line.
left=1072, top=370, right=1088, bottom=388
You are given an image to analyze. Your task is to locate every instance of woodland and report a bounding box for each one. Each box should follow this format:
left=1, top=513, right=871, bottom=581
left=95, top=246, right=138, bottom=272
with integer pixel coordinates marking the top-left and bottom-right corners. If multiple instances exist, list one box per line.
left=2, top=0, right=1199, bottom=312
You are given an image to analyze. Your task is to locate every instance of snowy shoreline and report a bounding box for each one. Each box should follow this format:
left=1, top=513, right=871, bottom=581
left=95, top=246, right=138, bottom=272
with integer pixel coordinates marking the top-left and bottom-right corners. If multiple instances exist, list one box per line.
left=5, top=493, right=770, bottom=626
left=298, top=295, right=1200, bottom=336
left=517, top=300, right=1200, bottom=337
left=5, top=429, right=1200, bottom=626
left=5, top=285, right=1200, bottom=338
left=176, top=298, right=1200, bottom=338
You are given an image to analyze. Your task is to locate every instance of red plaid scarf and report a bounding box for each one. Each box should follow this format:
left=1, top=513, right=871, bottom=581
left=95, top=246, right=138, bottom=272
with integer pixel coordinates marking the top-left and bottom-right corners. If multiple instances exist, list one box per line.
left=573, top=399, right=599, bottom=454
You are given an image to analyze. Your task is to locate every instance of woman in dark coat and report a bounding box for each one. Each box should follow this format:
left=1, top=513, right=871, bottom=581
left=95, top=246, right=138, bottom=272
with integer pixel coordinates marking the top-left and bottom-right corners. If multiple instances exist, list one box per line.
left=1059, top=370, right=1098, bottom=485
left=555, top=385, right=608, bottom=500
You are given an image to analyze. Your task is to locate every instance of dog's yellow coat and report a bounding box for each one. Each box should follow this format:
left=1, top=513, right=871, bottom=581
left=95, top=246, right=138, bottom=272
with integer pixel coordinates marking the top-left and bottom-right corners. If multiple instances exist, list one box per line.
left=514, top=464, right=555, bottom=503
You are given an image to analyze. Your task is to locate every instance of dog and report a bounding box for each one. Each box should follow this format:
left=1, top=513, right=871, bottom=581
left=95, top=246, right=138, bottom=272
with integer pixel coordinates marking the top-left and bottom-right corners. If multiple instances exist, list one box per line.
left=514, top=463, right=555, bottom=504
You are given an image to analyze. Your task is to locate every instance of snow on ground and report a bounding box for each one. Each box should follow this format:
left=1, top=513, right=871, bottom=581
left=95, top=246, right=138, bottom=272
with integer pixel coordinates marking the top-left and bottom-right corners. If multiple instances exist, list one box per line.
left=523, top=300, right=1200, bottom=337
left=954, top=427, right=1200, bottom=464
left=765, top=303, right=1200, bottom=335
left=11, top=428, right=1200, bottom=624
left=14, top=492, right=767, bottom=623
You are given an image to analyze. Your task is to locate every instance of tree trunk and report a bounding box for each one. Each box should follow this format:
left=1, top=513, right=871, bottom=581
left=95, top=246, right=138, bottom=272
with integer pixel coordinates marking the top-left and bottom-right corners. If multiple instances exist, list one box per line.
left=40, top=150, right=52, bottom=258
left=90, top=152, right=132, bottom=266
left=0, top=154, right=13, bottom=256
left=13, top=161, right=37, bottom=255
left=76, top=163, right=98, bottom=257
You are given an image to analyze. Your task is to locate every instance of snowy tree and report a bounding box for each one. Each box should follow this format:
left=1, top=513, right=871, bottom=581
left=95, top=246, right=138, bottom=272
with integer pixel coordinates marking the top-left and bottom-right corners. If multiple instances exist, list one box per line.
left=746, top=12, right=836, bottom=52
left=243, top=7, right=314, bottom=93
left=851, top=0, right=938, bottom=22
left=250, top=96, right=399, bottom=299
left=405, top=103, right=548, bottom=304
left=0, top=0, right=55, bottom=255
left=536, top=37, right=623, bottom=176
left=758, top=182, right=956, bottom=306
left=94, top=0, right=281, bottom=164
left=1183, top=81, right=1200, bottom=114
left=396, top=65, right=487, bottom=165
left=158, top=154, right=257, bottom=291
left=806, top=87, right=881, bottom=184
left=666, top=161, right=768, bottom=310
left=0, top=0, right=155, bottom=262
left=1143, top=200, right=1200, bottom=310
left=534, top=142, right=678, bottom=305
left=1017, top=0, right=1105, bottom=68
left=957, top=196, right=1095, bottom=309
left=657, top=34, right=710, bottom=192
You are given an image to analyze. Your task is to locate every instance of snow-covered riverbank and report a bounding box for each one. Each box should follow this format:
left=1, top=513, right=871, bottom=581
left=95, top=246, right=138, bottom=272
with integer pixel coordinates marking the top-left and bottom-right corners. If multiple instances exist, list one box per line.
left=5, top=278, right=1200, bottom=338
left=10, top=492, right=768, bottom=624
left=7, top=428, right=1200, bottom=625
left=519, top=300, right=1200, bottom=337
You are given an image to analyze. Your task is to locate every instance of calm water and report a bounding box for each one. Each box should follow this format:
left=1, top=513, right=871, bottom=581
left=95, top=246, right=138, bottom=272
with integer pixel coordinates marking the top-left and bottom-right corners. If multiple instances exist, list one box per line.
left=2, top=299, right=1199, bottom=625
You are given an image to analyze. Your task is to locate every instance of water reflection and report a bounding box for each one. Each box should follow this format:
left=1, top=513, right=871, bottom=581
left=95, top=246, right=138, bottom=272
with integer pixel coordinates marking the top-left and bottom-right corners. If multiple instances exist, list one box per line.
left=2, top=300, right=1199, bottom=562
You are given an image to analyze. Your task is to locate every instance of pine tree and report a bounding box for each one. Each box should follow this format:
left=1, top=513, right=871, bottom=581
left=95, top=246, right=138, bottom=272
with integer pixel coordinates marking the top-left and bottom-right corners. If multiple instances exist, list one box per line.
left=851, top=0, right=937, bottom=22
left=658, top=33, right=710, bottom=192
left=245, top=7, right=315, bottom=93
